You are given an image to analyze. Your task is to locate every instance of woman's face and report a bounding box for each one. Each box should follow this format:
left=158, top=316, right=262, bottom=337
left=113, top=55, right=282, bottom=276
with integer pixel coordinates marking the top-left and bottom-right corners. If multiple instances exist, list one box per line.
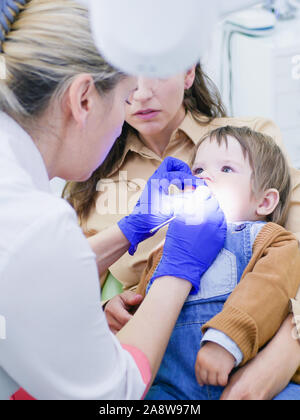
left=125, top=71, right=194, bottom=139
left=69, top=76, right=137, bottom=182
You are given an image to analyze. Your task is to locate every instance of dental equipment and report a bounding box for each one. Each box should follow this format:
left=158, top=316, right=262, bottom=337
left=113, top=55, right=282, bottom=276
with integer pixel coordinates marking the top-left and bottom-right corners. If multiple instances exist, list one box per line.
left=149, top=216, right=177, bottom=234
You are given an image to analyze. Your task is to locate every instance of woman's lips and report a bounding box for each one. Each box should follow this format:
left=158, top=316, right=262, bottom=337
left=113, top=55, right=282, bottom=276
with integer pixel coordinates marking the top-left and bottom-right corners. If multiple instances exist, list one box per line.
left=134, top=109, right=160, bottom=120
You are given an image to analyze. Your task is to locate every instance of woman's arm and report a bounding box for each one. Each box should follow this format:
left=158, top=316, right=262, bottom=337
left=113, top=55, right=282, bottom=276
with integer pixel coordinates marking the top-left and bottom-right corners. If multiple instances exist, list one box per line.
left=291, top=287, right=300, bottom=339
left=87, top=226, right=194, bottom=384
left=88, top=225, right=130, bottom=275
left=285, top=167, right=300, bottom=242
left=221, top=314, right=300, bottom=400
left=117, top=276, right=191, bottom=382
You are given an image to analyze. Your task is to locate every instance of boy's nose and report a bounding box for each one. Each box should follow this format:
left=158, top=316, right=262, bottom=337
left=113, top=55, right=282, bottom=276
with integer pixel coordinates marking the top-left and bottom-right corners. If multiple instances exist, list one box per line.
left=198, top=170, right=213, bottom=182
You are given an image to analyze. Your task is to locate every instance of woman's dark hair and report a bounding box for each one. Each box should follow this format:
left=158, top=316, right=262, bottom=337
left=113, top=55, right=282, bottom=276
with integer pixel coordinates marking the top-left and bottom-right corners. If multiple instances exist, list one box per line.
left=63, top=63, right=227, bottom=225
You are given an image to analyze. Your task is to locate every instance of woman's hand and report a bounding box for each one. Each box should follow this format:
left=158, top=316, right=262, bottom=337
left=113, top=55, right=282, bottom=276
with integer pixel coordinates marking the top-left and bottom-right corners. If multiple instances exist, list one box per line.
left=104, top=291, right=144, bottom=334
left=117, top=157, right=200, bottom=255
left=221, top=315, right=300, bottom=400
left=220, top=355, right=279, bottom=400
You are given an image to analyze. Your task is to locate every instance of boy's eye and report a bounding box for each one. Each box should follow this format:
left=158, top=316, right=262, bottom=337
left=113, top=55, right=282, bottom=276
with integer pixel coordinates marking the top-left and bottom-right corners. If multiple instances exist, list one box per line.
left=194, top=168, right=204, bottom=175
left=221, top=166, right=233, bottom=173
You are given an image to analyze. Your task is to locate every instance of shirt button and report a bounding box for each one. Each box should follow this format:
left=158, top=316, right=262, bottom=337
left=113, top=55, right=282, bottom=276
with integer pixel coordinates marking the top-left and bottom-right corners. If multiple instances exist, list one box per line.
left=235, top=223, right=246, bottom=231
left=127, top=181, right=140, bottom=192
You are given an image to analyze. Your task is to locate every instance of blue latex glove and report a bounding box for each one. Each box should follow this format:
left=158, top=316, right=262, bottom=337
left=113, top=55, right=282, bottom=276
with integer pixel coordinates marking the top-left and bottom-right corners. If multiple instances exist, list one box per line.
left=118, top=157, right=200, bottom=255
left=148, top=186, right=227, bottom=294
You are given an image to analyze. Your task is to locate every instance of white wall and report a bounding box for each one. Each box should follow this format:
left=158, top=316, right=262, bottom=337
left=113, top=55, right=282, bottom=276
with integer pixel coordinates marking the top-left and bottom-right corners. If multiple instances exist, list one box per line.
left=219, top=0, right=261, bottom=16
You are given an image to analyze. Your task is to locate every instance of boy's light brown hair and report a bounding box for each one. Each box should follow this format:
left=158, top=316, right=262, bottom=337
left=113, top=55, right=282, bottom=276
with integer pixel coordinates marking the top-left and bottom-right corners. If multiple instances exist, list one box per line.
left=198, top=126, right=291, bottom=226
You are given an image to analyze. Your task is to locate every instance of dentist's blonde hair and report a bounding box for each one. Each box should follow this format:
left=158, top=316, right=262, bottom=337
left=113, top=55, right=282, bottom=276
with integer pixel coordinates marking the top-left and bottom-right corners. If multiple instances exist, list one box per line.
left=0, top=0, right=125, bottom=123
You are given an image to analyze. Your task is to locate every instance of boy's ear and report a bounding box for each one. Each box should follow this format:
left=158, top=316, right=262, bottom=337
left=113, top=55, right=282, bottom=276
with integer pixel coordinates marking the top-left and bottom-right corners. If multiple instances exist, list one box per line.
left=256, top=188, right=280, bottom=218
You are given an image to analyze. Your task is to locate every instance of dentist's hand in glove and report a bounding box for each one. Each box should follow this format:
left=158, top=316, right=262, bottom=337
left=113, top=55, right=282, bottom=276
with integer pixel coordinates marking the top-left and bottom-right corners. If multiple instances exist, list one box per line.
left=148, top=185, right=227, bottom=294
left=118, top=157, right=200, bottom=255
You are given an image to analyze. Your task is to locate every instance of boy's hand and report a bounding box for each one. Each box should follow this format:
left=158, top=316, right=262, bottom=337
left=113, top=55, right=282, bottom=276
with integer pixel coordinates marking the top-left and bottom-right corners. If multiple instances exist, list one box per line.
left=195, top=342, right=236, bottom=387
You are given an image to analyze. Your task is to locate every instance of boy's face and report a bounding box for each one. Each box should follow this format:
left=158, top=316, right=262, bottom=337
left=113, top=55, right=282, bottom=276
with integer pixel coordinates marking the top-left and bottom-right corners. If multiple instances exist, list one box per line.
left=192, top=136, right=262, bottom=223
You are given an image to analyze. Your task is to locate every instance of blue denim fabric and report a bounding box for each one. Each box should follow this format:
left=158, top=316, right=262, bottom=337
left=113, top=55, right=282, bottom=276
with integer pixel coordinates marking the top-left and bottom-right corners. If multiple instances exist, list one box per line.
left=273, top=383, right=300, bottom=400
left=145, top=221, right=300, bottom=400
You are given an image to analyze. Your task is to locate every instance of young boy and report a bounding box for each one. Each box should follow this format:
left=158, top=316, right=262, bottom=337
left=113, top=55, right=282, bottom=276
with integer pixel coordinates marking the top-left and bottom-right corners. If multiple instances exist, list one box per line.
left=136, top=126, right=300, bottom=400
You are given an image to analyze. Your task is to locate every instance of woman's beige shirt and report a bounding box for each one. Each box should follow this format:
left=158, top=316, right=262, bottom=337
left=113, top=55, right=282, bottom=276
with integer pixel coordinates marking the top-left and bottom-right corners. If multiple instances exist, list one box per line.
left=86, top=113, right=300, bottom=329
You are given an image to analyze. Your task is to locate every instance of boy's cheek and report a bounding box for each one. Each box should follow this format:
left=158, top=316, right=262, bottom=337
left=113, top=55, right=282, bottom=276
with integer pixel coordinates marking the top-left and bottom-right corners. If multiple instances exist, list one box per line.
left=213, top=189, right=240, bottom=222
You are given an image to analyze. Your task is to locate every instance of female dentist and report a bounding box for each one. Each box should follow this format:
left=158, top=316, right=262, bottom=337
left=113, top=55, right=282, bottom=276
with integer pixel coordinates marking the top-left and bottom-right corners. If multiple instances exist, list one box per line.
left=0, top=0, right=226, bottom=399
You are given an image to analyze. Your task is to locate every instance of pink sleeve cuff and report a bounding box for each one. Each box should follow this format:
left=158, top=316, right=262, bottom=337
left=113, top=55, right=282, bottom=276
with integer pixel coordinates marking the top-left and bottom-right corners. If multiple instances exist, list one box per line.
left=122, top=344, right=152, bottom=398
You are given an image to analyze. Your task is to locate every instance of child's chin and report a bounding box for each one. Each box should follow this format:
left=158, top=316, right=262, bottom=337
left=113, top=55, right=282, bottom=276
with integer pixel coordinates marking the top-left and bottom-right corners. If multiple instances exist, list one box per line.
left=219, top=209, right=239, bottom=224
left=225, top=214, right=249, bottom=224
left=215, top=199, right=237, bottom=223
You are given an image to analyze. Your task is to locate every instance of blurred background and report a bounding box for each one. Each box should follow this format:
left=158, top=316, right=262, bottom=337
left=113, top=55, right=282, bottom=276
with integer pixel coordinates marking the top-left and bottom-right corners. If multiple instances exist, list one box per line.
left=206, top=0, right=300, bottom=168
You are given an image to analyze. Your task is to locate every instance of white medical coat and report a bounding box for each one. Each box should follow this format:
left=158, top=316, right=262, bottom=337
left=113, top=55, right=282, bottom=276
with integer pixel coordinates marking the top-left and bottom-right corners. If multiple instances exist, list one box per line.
left=0, top=112, right=149, bottom=400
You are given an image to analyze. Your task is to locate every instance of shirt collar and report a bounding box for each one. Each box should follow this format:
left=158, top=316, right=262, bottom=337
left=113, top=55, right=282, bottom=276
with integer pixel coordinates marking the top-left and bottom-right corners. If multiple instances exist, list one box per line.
left=176, top=111, right=208, bottom=146
left=0, top=112, right=51, bottom=193
left=127, top=111, right=203, bottom=151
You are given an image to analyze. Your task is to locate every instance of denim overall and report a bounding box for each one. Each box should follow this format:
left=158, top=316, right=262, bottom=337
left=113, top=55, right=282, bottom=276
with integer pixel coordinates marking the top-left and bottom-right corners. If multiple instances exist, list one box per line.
left=145, top=222, right=257, bottom=399
left=146, top=221, right=300, bottom=400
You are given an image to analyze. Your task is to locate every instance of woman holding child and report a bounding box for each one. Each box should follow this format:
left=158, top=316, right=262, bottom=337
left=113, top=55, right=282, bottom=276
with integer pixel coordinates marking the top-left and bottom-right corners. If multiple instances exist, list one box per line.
left=65, top=64, right=300, bottom=399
